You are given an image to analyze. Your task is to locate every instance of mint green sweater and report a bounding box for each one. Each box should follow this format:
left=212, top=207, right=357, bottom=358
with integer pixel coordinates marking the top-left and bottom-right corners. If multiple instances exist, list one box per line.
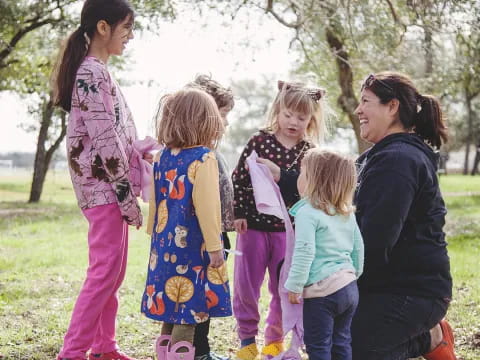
left=284, top=198, right=364, bottom=294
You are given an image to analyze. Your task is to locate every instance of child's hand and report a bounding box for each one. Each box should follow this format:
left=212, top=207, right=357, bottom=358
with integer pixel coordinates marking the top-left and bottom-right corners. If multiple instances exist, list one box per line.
left=208, top=250, right=225, bottom=268
left=234, top=219, right=248, bottom=234
left=256, top=157, right=281, bottom=182
left=288, top=291, right=302, bottom=304
left=143, top=152, right=154, bottom=164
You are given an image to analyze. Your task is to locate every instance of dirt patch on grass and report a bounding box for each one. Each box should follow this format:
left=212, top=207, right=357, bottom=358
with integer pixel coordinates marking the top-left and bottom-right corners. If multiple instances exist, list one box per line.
left=0, top=208, right=50, bottom=218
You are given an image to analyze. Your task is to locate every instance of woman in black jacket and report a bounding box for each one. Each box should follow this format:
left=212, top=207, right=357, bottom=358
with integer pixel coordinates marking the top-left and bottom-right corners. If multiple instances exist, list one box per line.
left=351, top=72, right=455, bottom=360
left=258, top=72, right=456, bottom=360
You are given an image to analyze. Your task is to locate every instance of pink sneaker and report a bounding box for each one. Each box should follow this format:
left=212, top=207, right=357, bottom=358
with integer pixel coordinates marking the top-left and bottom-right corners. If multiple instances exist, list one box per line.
left=156, top=335, right=172, bottom=360
left=88, top=350, right=137, bottom=360
left=166, top=341, right=195, bottom=360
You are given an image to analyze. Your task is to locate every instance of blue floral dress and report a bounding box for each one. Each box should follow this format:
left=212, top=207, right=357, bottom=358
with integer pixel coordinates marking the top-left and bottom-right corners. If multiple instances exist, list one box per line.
left=141, top=147, right=232, bottom=324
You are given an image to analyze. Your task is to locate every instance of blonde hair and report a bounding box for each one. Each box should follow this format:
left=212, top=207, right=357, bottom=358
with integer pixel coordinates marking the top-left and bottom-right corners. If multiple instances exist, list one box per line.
left=302, top=149, right=357, bottom=216
left=156, top=88, right=224, bottom=149
left=265, top=81, right=327, bottom=144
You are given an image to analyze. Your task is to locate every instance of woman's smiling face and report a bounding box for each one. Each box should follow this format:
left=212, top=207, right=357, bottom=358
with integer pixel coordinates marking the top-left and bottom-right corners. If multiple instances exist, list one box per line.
left=355, top=88, right=402, bottom=144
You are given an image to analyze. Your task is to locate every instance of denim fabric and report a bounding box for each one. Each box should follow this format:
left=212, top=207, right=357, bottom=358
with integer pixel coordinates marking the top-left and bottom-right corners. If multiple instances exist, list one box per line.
left=303, top=281, right=359, bottom=360
left=351, top=293, right=449, bottom=360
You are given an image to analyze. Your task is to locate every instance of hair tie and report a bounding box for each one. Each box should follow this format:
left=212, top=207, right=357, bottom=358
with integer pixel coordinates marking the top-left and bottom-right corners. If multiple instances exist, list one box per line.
left=83, top=32, right=91, bottom=51
left=416, top=94, right=424, bottom=113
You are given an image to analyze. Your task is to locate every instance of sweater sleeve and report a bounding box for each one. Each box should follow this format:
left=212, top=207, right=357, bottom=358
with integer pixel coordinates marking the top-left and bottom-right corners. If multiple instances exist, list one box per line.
left=146, top=171, right=156, bottom=236
left=79, top=65, right=141, bottom=226
left=193, top=152, right=222, bottom=252
left=352, top=220, right=364, bottom=278
left=284, top=208, right=317, bottom=293
left=231, top=135, right=256, bottom=219
left=355, top=158, right=417, bottom=278
left=146, top=151, right=162, bottom=236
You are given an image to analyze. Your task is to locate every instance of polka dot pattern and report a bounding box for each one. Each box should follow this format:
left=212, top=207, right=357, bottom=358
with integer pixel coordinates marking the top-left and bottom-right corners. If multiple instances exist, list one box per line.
left=232, top=130, right=313, bottom=231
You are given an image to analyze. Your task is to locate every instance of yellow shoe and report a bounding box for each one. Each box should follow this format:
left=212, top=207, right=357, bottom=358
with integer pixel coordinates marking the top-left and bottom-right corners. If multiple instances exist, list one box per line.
left=236, top=343, right=259, bottom=360
left=261, top=342, right=284, bottom=357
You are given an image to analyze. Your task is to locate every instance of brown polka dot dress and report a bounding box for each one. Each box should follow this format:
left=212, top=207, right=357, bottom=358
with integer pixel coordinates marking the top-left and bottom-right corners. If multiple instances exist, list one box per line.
left=232, top=130, right=314, bottom=231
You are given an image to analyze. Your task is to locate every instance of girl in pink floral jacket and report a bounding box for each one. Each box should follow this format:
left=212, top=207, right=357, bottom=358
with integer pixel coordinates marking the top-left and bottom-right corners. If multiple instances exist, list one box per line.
left=52, top=1, right=148, bottom=359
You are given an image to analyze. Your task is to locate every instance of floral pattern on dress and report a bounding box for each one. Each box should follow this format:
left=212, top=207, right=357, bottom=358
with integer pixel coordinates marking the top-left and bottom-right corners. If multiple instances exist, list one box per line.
left=216, top=151, right=235, bottom=232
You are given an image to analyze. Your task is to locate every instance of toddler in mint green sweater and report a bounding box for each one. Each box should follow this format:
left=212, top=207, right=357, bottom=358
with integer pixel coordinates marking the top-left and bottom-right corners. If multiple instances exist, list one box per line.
left=285, top=148, right=364, bottom=360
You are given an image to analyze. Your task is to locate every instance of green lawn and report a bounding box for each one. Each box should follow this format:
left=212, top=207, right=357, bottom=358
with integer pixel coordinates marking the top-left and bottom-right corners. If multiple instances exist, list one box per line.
left=0, top=172, right=479, bottom=359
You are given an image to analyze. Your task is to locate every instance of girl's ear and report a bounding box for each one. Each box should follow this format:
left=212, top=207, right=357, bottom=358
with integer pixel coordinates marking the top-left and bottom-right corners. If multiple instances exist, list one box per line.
left=96, top=20, right=111, bottom=37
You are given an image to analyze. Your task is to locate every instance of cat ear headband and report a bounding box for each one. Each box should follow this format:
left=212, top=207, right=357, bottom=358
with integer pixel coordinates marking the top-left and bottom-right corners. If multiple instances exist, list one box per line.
left=278, top=80, right=326, bottom=102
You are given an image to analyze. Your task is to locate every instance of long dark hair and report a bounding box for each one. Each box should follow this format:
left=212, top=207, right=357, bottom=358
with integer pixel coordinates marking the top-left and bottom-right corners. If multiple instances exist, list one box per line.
left=362, top=71, right=448, bottom=149
left=53, top=0, right=134, bottom=112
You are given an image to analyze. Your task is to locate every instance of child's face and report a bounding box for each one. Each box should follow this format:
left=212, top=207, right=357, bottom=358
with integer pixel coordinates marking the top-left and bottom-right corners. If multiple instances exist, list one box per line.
left=297, top=165, right=307, bottom=196
left=277, top=108, right=310, bottom=142
left=219, top=105, right=232, bottom=127
left=105, top=15, right=135, bottom=56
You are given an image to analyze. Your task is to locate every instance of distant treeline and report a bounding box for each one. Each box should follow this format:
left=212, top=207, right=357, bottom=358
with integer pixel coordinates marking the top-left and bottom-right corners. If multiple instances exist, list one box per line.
left=0, top=152, right=66, bottom=168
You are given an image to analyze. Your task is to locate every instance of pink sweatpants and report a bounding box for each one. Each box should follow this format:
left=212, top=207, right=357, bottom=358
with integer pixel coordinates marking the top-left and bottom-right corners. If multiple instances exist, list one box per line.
left=58, top=203, right=129, bottom=359
left=233, top=229, right=286, bottom=344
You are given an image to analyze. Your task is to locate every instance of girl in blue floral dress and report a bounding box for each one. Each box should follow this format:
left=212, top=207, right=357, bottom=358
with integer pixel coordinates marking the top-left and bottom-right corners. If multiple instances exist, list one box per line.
left=141, top=88, right=232, bottom=360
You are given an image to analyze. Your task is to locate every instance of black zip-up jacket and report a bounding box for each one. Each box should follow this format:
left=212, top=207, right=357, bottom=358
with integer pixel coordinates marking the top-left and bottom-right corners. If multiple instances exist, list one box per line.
left=354, top=133, right=452, bottom=299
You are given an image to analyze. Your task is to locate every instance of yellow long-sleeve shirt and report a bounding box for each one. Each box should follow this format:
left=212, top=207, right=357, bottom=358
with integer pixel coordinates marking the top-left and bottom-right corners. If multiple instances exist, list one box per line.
left=146, top=149, right=222, bottom=252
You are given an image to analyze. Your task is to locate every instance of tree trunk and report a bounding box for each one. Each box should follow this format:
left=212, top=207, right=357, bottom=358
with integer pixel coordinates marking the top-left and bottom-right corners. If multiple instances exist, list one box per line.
left=29, top=96, right=67, bottom=203
left=423, top=26, right=434, bottom=92
left=325, top=25, right=370, bottom=154
left=471, top=141, right=480, bottom=175
left=463, top=90, right=473, bottom=175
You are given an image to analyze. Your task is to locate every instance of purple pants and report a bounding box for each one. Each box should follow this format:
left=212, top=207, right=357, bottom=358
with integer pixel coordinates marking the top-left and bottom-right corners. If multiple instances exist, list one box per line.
left=58, top=203, right=129, bottom=359
left=233, top=229, right=286, bottom=344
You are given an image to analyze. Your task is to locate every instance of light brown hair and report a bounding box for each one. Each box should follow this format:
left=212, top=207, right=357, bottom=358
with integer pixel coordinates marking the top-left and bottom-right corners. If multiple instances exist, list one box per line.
left=302, top=149, right=357, bottom=216
left=187, top=74, right=235, bottom=110
left=265, top=81, right=327, bottom=144
left=156, top=88, right=224, bottom=149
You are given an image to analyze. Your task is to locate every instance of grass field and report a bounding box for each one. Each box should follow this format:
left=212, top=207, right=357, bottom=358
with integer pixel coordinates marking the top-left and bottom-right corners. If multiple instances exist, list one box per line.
left=0, top=172, right=479, bottom=360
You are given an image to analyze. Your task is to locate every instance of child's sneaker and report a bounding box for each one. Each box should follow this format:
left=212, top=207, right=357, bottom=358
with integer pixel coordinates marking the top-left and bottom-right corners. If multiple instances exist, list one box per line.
left=88, top=350, right=137, bottom=360
left=260, top=342, right=284, bottom=357
left=195, top=352, right=229, bottom=360
left=209, top=352, right=230, bottom=360
left=235, top=343, right=258, bottom=360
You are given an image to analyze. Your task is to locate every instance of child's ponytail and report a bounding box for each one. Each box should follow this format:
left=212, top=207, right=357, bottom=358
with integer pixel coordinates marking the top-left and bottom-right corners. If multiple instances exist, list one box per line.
left=52, top=0, right=134, bottom=112
left=53, top=27, right=89, bottom=112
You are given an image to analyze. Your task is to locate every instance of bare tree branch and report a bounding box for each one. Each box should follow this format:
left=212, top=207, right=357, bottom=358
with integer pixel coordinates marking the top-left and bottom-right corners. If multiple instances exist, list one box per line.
left=0, top=18, right=61, bottom=66
left=264, top=0, right=305, bottom=29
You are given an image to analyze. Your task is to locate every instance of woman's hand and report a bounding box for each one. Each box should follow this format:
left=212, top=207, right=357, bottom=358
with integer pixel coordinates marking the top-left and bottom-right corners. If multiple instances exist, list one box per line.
left=257, top=157, right=281, bottom=182
left=143, top=152, right=154, bottom=164
left=288, top=291, right=302, bottom=304
left=208, top=250, right=225, bottom=268
left=234, top=218, right=248, bottom=234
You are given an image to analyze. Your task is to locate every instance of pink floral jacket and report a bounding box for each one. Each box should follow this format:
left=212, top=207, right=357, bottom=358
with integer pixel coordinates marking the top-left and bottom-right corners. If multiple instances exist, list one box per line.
left=66, top=56, right=142, bottom=226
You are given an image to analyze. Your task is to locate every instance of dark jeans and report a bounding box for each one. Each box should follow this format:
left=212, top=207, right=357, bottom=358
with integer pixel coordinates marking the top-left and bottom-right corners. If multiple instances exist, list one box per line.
left=351, top=292, right=449, bottom=360
left=193, top=232, right=231, bottom=356
left=194, top=318, right=211, bottom=356
left=303, top=281, right=359, bottom=360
